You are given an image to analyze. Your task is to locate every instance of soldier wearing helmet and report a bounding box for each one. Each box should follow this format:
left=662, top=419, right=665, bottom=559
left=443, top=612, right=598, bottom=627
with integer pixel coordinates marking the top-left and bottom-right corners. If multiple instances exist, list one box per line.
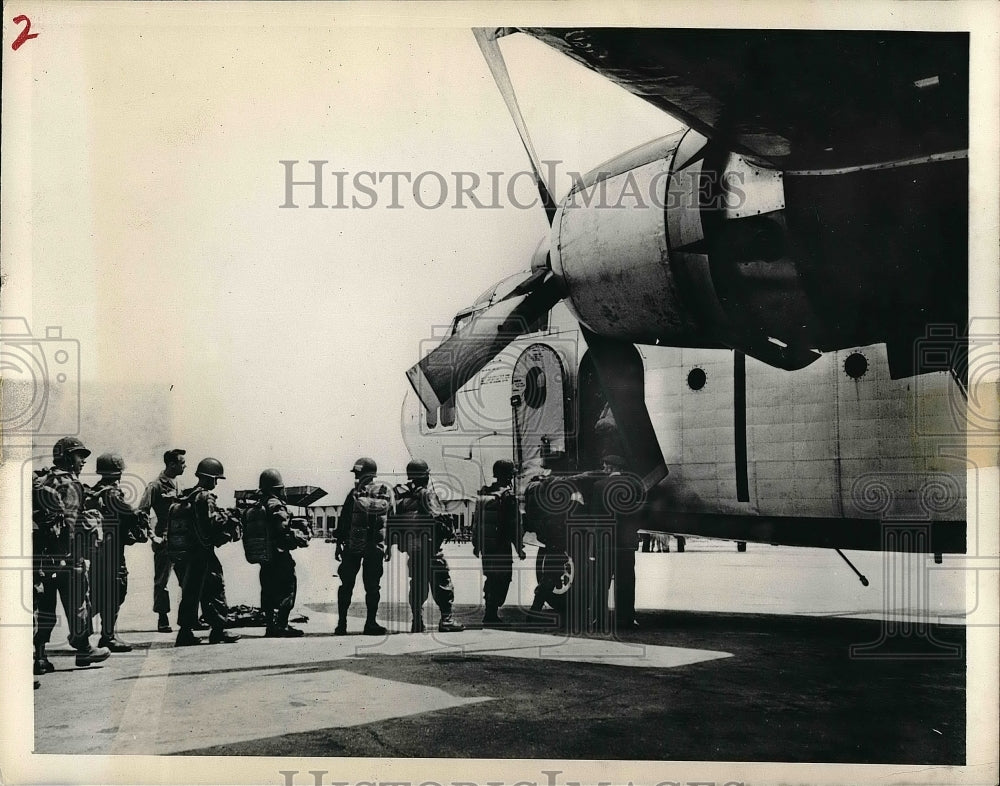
left=333, top=457, right=392, bottom=636
left=391, top=458, right=465, bottom=633
left=472, top=459, right=526, bottom=626
left=32, top=437, right=111, bottom=673
left=174, top=458, right=240, bottom=646
left=255, top=468, right=304, bottom=638
left=590, top=454, right=644, bottom=632
left=138, top=448, right=187, bottom=633
left=86, top=452, right=145, bottom=653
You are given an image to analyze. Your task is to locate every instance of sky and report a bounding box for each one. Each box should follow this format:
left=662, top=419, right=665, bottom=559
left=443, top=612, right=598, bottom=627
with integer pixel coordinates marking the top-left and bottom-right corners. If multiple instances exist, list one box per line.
left=9, top=5, right=676, bottom=503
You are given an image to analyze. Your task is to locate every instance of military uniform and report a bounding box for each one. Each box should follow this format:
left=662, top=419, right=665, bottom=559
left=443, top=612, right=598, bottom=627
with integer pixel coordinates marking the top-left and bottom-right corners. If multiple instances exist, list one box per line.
left=591, top=464, right=644, bottom=631
left=139, top=471, right=185, bottom=620
left=473, top=476, right=523, bottom=623
left=393, top=479, right=463, bottom=632
left=334, top=476, right=391, bottom=636
left=32, top=437, right=110, bottom=670
left=176, top=487, right=234, bottom=640
left=88, top=475, right=144, bottom=649
left=258, top=493, right=300, bottom=636
left=33, top=468, right=97, bottom=652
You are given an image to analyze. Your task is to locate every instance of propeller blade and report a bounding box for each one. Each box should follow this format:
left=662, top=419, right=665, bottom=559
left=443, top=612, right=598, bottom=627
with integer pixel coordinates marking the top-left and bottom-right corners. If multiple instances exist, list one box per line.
left=473, top=27, right=557, bottom=224
left=406, top=274, right=563, bottom=413
left=580, top=326, right=669, bottom=491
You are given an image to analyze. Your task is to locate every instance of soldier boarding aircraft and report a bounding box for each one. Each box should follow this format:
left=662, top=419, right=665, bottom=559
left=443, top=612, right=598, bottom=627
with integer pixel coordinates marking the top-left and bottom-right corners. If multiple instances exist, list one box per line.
left=403, top=28, right=969, bottom=567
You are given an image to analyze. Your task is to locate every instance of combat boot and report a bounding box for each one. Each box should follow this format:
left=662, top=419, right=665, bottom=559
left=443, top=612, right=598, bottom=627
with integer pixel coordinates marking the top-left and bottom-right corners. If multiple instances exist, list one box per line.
left=334, top=619, right=348, bottom=635
left=410, top=613, right=425, bottom=633
left=75, top=644, right=111, bottom=667
left=266, top=625, right=304, bottom=638
left=209, top=628, right=240, bottom=644
left=438, top=614, right=465, bottom=633
left=99, top=634, right=133, bottom=653
left=175, top=628, right=202, bottom=647
left=157, top=613, right=173, bottom=633
left=483, top=605, right=503, bottom=626
left=363, top=620, right=388, bottom=636
left=33, top=645, right=55, bottom=675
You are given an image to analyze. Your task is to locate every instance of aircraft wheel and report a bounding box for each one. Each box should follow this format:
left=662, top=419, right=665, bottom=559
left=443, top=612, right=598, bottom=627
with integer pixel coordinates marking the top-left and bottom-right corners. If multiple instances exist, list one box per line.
left=535, top=548, right=574, bottom=613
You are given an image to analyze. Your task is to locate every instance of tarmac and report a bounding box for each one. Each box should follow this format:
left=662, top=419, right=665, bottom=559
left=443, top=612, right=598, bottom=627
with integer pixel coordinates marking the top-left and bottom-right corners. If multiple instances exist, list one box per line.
left=32, top=538, right=968, bottom=763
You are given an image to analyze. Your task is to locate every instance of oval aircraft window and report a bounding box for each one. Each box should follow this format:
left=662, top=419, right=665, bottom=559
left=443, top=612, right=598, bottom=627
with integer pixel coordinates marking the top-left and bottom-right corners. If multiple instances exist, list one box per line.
left=687, top=367, right=707, bottom=391
left=524, top=366, right=548, bottom=408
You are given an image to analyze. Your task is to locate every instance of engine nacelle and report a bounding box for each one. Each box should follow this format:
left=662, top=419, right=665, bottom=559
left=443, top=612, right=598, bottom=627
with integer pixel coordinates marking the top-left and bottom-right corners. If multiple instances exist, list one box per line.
left=551, top=129, right=967, bottom=374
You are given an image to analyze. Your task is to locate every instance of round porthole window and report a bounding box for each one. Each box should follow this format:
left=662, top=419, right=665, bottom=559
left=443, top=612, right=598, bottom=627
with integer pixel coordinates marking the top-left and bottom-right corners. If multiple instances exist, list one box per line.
left=844, top=352, right=868, bottom=380
left=687, top=367, right=707, bottom=391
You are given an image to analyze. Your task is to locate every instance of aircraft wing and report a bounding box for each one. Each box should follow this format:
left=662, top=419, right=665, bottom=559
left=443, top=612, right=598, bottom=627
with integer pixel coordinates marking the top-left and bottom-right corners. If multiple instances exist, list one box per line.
left=508, top=28, right=968, bottom=169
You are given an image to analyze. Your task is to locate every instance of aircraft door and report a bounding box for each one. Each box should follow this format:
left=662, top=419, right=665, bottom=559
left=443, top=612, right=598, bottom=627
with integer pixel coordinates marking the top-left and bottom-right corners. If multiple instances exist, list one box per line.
left=511, top=344, right=569, bottom=475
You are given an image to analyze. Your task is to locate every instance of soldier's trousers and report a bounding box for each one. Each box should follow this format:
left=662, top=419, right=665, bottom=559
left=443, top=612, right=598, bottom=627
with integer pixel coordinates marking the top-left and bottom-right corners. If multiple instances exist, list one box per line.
left=407, top=545, right=455, bottom=616
left=261, top=551, right=297, bottom=629
left=91, top=533, right=128, bottom=637
left=177, top=548, right=228, bottom=630
left=612, top=546, right=636, bottom=627
left=152, top=539, right=184, bottom=615
left=481, top=549, right=513, bottom=610
left=34, top=554, right=92, bottom=650
left=337, top=546, right=384, bottom=619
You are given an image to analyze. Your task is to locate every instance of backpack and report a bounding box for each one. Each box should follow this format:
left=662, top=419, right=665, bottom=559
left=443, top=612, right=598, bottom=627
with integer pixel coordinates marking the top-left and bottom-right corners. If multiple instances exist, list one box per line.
left=347, top=481, right=393, bottom=552
left=242, top=502, right=274, bottom=564
left=87, top=484, right=148, bottom=546
left=32, top=467, right=62, bottom=554
left=167, top=489, right=200, bottom=559
left=475, top=487, right=515, bottom=546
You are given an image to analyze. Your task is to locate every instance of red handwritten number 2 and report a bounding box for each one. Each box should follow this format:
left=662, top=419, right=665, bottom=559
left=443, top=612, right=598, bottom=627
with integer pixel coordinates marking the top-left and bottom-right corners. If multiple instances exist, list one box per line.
left=12, top=15, right=39, bottom=51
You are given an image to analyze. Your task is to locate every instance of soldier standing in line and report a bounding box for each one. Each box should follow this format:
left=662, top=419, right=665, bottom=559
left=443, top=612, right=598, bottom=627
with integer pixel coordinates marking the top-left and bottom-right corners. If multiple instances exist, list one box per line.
left=173, top=458, right=240, bottom=646
left=472, top=459, right=525, bottom=626
left=249, top=468, right=305, bottom=637
left=87, top=452, right=147, bottom=652
left=138, top=449, right=188, bottom=633
left=591, top=454, right=644, bottom=631
left=334, top=457, right=392, bottom=636
left=32, top=437, right=110, bottom=672
left=392, top=459, right=465, bottom=633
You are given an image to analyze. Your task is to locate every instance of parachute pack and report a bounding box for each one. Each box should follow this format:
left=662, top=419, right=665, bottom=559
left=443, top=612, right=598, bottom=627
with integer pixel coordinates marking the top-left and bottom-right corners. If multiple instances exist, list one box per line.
left=32, top=467, right=102, bottom=553
left=166, top=489, right=200, bottom=559
left=476, top=487, right=516, bottom=544
left=86, top=484, right=148, bottom=546
left=347, top=480, right=393, bottom=552
left=242, top=502, right=274, bottom=564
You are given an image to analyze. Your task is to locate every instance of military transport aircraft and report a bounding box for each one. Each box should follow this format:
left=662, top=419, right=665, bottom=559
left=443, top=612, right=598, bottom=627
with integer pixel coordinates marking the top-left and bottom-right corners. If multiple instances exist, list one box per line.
left=403, top=28, right=969, bottom=558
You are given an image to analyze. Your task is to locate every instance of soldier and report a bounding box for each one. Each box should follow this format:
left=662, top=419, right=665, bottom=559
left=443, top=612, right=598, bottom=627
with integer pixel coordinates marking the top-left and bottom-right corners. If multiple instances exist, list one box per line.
left=392, top=459, right=465, bottom=633
left=138, top=448, right=187, bottom=633
left=32, top=437, right=110, bottom=672
left=173, top=458, right=240, bottom=646
left=252, top=468, right=305, bottom=637
left=334, top=458, right=391, bottom=636
left=522, top=454, right=602, bottom=626
left=591, top=454, right=644, bottom=631
left=472, top=459, right=525, bottom=625
left=87, top=452, right=147, bottom=652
